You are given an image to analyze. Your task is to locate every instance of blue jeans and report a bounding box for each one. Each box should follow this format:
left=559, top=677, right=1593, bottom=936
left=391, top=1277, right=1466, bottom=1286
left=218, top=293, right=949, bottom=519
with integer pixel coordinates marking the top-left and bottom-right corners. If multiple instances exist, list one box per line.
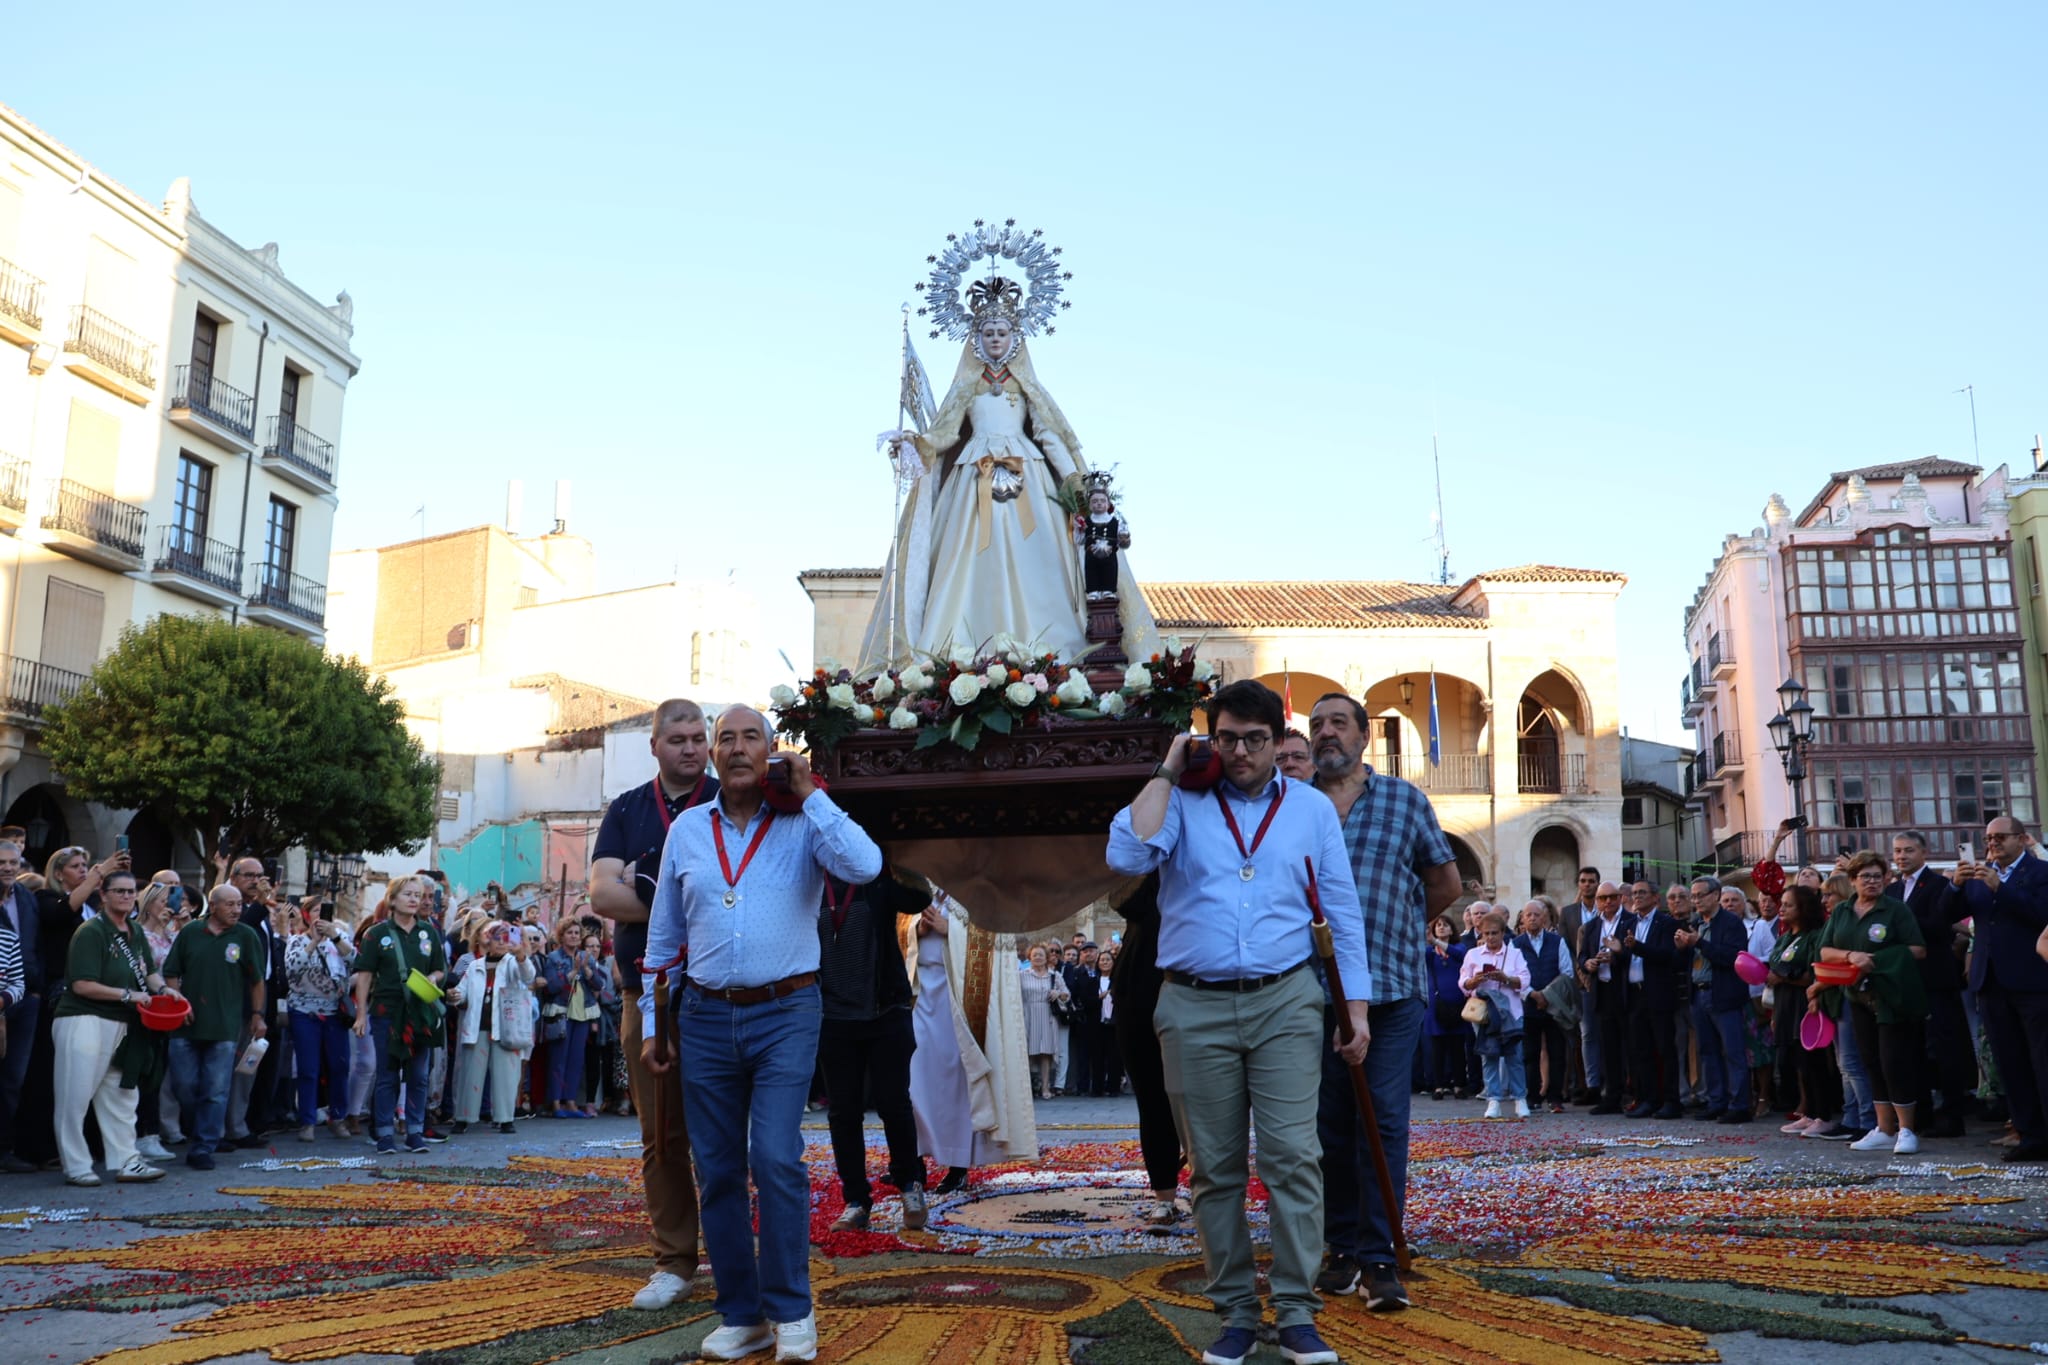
left=0, top=993, right=39, bottom=1156
left=370, top=1013, right=431, bottom=1141
left=290, top=1011, right=351, bottom=1127
left=1692, top=996, right=1752, bottom=1114
left=547, top=1017, right=591, bottom=1106
left=1482, top=1036, right=1526, bottom=1101
left=1320, top=995, right=1423, bottom=1269
left=1835, top=1002, right=1875, bottom=1130
left=678, top=982, right=821, bottom=1327
left=167, top=1037, right=237, bottom=1158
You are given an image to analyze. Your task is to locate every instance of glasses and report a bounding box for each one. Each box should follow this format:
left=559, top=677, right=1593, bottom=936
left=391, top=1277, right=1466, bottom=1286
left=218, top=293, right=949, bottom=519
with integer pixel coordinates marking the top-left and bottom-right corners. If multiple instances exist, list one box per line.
left=1986, top=832, right=2019, bottom=843
left=1211, top=731, right=1272, bottom=754
left=104, top=886, right=138, bottom=896
left=1595, top=893, right=1621, bottom=902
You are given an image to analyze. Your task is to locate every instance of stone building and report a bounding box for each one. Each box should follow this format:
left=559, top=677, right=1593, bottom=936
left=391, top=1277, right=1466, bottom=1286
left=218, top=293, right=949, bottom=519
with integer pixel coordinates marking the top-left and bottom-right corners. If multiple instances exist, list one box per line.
left=800, top=564, right=1629, bottom=907
left=0, top=102, right=357, bottom=879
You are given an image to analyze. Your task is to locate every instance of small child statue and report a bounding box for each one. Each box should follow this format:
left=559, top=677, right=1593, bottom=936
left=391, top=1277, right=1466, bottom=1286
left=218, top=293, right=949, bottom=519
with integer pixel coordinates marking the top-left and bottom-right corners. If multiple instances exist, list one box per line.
left=1071, top=475, right=1130, bottom=601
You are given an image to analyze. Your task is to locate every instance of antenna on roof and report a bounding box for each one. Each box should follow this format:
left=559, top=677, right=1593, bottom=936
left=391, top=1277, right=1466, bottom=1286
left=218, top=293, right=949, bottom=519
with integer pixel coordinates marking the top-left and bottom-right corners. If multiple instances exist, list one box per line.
left=1430, top=418, right=1451, bottom=586
left=1955, top=384, right=1980, bottom=465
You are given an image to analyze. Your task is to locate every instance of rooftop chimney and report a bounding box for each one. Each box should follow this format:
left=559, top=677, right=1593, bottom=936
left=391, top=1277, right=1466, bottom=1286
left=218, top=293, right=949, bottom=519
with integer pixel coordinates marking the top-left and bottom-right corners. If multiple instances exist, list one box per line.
left=505, top=480, right=523, bottom=534
left=2035, top=435, right=2045, bottom=473
left=553, top=480, right=571, bottom=535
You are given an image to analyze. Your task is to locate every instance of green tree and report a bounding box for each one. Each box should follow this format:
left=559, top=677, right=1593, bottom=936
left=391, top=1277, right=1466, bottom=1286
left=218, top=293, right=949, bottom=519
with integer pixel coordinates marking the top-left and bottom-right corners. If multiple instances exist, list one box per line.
left=41, top=615, right=438, bottom=866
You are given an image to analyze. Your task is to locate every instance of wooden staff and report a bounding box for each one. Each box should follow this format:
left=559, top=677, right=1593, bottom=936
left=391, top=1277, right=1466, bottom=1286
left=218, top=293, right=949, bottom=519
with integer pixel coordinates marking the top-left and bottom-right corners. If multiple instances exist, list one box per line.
left=645, top=950, right=684, bottom=1166
left=1306, top=856, right=1411, bottom=1271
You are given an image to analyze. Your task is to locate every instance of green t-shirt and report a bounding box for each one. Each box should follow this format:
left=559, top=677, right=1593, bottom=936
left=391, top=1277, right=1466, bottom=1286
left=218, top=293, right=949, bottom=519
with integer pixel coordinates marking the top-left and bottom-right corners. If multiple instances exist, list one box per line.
left=353, top=917, right=447, bottom=1007
left=1821, top=895, right=1927, bottom=1023
left=52, top=915, right=152, bottom=1024
left=163, top=921, right=264, bottom=1042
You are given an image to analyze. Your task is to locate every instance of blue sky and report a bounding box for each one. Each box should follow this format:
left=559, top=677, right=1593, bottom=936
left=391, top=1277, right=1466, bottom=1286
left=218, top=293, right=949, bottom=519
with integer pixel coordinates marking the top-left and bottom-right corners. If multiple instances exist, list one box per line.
left=9, top=2, right=2045, bottom=741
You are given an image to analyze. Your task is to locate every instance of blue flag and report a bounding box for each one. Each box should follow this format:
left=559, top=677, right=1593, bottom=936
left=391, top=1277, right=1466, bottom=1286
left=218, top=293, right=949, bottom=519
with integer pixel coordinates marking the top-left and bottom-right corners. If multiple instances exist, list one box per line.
left=1428, top=669, right=1442, bottom=767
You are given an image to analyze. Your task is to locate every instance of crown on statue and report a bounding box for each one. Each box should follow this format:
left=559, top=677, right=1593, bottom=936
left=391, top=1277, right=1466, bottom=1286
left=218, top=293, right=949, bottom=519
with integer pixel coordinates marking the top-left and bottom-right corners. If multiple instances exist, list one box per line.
left=966, top=275, right=1024, bottom=326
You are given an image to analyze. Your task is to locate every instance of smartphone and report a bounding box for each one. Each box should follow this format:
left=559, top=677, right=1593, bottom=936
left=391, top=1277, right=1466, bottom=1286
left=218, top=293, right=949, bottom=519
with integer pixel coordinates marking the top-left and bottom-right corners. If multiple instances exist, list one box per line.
left=1958, top=842, right=1975, bottom=866
left=318, top=902, right=336, bottom=921
left=1186, top=737, right=1213, bottom=769
left=766, top=756, right=790, bottom=789
left=1838, top=843, right=1855, bottom=860
left=114, top=835, right=129, bottom=853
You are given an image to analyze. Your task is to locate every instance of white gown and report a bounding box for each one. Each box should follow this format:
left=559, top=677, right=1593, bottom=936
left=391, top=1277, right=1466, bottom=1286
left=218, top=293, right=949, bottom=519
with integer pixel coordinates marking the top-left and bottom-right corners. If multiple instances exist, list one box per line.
left=918, top=391, right=1086, bottom=662
left=909, top=902, right=1037, bottom=1168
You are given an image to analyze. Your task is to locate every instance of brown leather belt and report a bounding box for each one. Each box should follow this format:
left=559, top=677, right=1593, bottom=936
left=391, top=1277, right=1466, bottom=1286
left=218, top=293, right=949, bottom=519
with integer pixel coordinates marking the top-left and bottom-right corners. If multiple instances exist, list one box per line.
left=1161, top=959, right=1311, bottom=994
left=686, top=972, right=817, bottom=1006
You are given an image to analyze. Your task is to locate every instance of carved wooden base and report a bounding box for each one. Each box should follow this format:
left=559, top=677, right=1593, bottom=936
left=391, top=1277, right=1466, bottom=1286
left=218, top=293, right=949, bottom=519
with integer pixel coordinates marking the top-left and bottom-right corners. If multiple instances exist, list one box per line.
left=1082, top=591, right=1128, bottom=691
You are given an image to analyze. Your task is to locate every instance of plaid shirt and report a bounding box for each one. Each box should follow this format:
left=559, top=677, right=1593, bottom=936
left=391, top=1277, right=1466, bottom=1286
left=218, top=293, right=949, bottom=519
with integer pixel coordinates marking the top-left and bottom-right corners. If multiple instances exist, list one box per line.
left=1323, top=765, right=1454, bottom=1004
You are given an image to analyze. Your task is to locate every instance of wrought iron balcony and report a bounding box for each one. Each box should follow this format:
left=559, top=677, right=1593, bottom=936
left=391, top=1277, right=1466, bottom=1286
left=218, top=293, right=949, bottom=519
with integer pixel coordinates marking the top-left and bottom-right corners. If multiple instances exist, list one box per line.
left=0, top=256, right=44, bottom=333
left=1375, top=751, right=1490, bottom=793
left=0, top=653, right=87, bottom=721
left=169, top=364, right=256, bottom=441
left=41, top=478, right=147, bottom=561
left=261, top=415, right=336, bottom=487
left=1517, top=740, right=1589, bottom=795
left=0, top=453, right=28, bottom=516
left=248, top=565, right=327, bottom=628
left=1707, top=632, right=1736, bottom=679
left=1712, top=728, right=1744, bottom=772
left=152, top=526, right=244, bottom=596
left=65, top=306, right=156, bottom=388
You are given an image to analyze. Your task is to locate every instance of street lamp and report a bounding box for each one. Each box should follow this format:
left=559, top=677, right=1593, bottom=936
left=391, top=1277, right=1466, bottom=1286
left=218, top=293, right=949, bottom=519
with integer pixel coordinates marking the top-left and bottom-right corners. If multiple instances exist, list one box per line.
left=1399, top=676, right=1415, bottom=707
left=1768, top=676, right=1815, bottom=868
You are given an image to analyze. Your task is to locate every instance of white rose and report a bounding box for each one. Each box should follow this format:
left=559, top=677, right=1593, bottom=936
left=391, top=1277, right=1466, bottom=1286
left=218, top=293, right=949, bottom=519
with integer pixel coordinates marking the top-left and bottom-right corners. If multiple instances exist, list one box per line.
left=826, top=682, right=857, bottom=710
left=992, top=632, right=1022, bottom=659
left=1122, top=662, right=1153, bottom=694
left=769, top=684, right=797, bottom=707
left=948, top=644, right=977, bottom=668
left=869, top=674, right=896, bottom=703
left=1004, top=680, right=1037, bottom=707
left=819, top=656, right=842, bottom=673
left=1193, top=658, right=1217, bottom=682
left=1098, top=691, right=1128, bottom=717
left=985, top=662, right=1009, bottom=688
left=949, top=673, right=983, bottom=706
left=1163, top=635, right=1183, bottom=655
left=899, top=667, right=930, bottom=694
left=889, top=706, right=919, bottom=731
left=1056, top=674, right=1094, bottom=707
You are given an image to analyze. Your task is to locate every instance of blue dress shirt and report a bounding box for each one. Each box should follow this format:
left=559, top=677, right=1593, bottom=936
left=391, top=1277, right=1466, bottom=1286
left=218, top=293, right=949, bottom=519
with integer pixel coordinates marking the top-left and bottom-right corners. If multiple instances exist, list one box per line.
left=640, top=790, right=882, bottom=1035
left=1108, top=773, right=1372, bottom=999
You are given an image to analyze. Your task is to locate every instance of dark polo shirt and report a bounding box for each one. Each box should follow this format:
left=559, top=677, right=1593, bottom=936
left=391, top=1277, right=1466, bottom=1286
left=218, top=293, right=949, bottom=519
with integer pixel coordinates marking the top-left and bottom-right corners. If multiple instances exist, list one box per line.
left=594, top=774, right=718, bottom=995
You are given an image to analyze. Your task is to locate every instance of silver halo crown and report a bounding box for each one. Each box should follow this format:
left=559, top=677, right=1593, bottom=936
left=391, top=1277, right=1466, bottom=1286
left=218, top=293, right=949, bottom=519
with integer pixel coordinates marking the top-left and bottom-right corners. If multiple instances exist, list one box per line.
left=914, top=218, right=1074, bottom=341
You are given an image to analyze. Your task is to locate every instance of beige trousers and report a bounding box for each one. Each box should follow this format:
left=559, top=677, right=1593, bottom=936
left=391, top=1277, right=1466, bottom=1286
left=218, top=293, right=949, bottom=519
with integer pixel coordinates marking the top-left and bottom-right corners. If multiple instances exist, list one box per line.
left=53, top=1013, right=140, bottom=1181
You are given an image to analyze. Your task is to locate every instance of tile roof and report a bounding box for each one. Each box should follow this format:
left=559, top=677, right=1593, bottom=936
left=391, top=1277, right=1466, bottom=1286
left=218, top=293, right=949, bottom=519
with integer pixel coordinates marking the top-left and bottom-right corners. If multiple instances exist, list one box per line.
left=798, top=567, right=885, bottom=580
left=510, top=674, right=656, bottom=735
left=1797, top=456, right=1981, bottom=526
left=1142, top=581, right=1486, bottom=630
left=1458, top=564, right=1628, bottom=586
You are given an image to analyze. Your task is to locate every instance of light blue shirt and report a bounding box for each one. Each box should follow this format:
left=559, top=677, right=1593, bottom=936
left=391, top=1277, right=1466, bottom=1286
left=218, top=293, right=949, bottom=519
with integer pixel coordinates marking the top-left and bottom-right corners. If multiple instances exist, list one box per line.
left=639, top=790, right=882, bottom=1035
left=1107, top=773, right=1372, bottom=998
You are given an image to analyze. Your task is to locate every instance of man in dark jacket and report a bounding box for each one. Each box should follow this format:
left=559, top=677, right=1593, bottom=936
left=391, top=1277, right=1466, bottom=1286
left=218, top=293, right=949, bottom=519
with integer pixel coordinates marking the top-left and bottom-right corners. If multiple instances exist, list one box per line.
left=1953, top=818, right=2048, bottom=1162
left=818, top=868, right=930, bottom=1231
left=1622, top=881, right=1689, bottom=1118
left=0, top=840, right=41, bottom=1173
left=1575, top=883, right=1637, bottom=1114
left=1676, top=877, right=1753, bottom=1123
left=1514, top=901, right=1573, bottom=1113
left=1890, top=831, right=1975, bottom=1136
left=1063, top=945, right=1105, bottom=1096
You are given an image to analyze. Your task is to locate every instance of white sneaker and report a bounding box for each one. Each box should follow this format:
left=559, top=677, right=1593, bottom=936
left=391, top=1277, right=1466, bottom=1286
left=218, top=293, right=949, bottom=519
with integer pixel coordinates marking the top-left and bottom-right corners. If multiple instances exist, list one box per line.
left=699, top=1321, right=773, bottom=1359
left=631, top=1269, right=689, bottom=1311
left=116, top=1157, right=165, bottom=1183
left=1849, top=1128, right=1894, bottom=1152
left=774, top=1314, right=818, bottom=1362
left=135, top=1136, right=174, bottom=1162
left=1892, top=1128, right=1920, bottom=1155
left=1483, top=1099, right=1502, bottom=1119
left=1512, top=1098, right=1531, bottom=1119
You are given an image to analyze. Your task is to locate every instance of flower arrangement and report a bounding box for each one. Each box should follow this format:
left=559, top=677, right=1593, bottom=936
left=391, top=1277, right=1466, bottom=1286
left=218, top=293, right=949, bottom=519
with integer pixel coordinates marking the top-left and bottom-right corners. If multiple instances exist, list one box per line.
left=770, top=636, right=1216, bottom=754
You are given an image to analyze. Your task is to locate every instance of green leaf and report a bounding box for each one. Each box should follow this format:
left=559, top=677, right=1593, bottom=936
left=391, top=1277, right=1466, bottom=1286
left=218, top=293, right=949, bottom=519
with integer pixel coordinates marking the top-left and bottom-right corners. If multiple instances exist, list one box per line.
left=983, top=709, right=1013, bottom=734
left=913, top=726, right=949, bottom=750
left=955, top=716, right=983, bottom=751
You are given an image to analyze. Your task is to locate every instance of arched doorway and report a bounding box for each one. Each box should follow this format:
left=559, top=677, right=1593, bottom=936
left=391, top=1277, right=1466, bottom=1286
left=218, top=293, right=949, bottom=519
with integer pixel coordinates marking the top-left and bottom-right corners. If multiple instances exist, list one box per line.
left=1530, top=825, right=1581, bottom=904
left=4, top=784, right=72, bottom=874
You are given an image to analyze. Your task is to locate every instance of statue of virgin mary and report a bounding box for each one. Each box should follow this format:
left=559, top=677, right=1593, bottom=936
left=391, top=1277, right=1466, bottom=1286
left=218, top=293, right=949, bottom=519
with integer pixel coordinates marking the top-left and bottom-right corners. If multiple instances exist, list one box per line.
left=857, top=227, right=1155, bottom=674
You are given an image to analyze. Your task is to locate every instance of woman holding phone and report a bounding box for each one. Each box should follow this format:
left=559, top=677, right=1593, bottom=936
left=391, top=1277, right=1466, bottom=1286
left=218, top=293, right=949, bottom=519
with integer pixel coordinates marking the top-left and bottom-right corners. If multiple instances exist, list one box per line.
left=284, top=898, right=355, bottom=1141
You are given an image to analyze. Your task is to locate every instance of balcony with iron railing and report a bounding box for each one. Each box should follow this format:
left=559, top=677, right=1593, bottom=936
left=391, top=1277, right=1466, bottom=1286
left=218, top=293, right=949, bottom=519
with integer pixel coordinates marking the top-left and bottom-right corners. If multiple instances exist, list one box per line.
left=1713, top=728, right=1745, bottom=772
left=168, top=364, right=256, bottom=447
left=1374, top=752, right=1491, bottom=794
left=1697, top=828, right=1777, bottom=876
left=40, top=477, right=147, bottom=567
left=260, top=415, right=337, bottom=491
left=0, top=256, right=45, bottom=342
left=63, top=305, right=156, bottom=402
left=0, top=653, right=87, bottom=723
left=1517, top=739, right=1590, bottom=795
left=150, top=526, right=245, bottom=605
left=246, top=564, right=327, bottom=633
left=1707, top=632, right=1737, bottom=679
left=0, top=452, right=28, bottom=525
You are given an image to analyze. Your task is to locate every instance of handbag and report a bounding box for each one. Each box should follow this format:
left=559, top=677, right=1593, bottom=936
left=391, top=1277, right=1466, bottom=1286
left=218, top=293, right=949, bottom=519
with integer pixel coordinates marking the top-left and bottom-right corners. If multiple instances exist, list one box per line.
left=1460, top=995, right=1490, bottom=1025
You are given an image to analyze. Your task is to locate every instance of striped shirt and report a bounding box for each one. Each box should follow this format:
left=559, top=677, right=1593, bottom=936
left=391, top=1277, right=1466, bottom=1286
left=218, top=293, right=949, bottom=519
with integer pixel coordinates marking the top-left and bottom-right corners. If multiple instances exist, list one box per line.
left=0, top=923, right=22, bottom=1009
left=1320, top=766, right=1455, bottom=1005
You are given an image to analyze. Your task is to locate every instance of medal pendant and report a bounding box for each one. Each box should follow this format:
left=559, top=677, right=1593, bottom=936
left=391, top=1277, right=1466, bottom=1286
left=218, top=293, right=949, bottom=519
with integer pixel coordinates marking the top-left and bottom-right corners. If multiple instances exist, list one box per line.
left=1239, top=863, right=1255, bottom=883
left=722, top=890, right=737, bottom=909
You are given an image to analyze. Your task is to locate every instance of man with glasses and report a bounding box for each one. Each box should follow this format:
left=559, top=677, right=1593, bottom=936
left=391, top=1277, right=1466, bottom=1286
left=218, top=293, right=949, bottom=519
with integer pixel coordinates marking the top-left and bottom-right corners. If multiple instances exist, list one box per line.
left=1306, top=690, right=1459, bottom=1315
left=0, top=841, right=41, bottom=1174
left=1275, top=729, right=1313, bottom=781
left=1951, top=818, right=2048, bottom=1162
left=1575, top=883, right=1639, bottom=1114
left=1622, top=881, right=1687, bottom=1119
left=1109, top=680, right=1371, bottom=1365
